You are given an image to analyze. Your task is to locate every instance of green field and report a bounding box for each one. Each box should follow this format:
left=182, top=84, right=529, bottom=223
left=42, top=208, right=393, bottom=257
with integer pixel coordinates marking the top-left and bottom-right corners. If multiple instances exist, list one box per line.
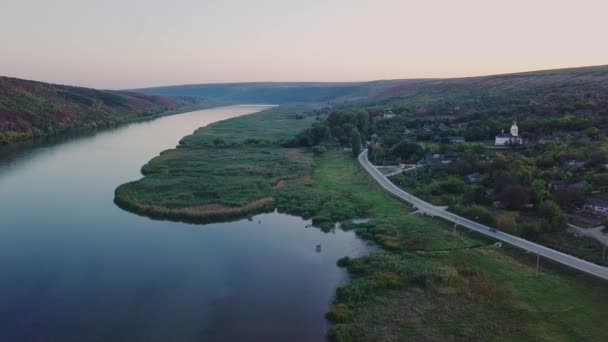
left=115, top=106, right=608, bottom=341
left=316, top=152, right=608, bottom=341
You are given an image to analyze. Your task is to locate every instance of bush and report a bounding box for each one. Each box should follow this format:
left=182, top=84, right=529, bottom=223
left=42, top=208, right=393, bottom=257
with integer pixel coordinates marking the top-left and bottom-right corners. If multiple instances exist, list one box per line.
left=464, top=185, right=491, bottom=205
left=496, top=213, right=518, bottom=232
left=328, top=324, right=353, bottom=342
left=537, top=200, right=568, bottom=232
left=440, top=177, right=466, bottom=194
left=454, top=205, right=495, bottom=226
left=498, top=184, right=531, bottom=210
left=337, top=256, right=352, bottom=268
left=325, top=304, right=353, bottom=323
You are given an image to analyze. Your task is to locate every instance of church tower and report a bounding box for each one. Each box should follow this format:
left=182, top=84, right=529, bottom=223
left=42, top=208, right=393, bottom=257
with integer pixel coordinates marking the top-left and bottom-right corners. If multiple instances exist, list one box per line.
left=510, top=122, right=518, bottom=137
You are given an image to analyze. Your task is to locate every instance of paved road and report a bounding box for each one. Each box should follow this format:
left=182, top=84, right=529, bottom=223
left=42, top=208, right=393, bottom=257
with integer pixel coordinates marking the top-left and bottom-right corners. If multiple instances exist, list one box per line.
left=359, top=150, right=608, bottom=281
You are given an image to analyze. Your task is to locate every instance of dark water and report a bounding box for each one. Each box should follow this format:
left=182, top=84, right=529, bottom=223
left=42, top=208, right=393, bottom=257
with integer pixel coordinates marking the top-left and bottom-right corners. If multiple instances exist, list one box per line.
left=0, top=106, right=370, bottom=341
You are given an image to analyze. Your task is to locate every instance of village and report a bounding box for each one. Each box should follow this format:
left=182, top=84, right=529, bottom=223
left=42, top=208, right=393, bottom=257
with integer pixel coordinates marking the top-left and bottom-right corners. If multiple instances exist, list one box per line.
left=366, top=108, right=608, bottom=263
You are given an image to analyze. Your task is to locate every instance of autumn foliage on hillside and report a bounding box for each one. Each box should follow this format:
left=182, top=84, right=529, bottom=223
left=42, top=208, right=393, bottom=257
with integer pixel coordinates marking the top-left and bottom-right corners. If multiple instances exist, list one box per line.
left=0, top=77, right=198, bottom=144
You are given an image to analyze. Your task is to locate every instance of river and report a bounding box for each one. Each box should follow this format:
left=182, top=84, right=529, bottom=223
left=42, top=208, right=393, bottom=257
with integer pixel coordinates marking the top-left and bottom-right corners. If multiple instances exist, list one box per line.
left=0, top=106, right=370, bottom=341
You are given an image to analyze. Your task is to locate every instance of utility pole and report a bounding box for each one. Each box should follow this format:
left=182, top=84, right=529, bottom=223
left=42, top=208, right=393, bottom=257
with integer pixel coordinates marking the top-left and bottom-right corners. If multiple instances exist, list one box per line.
left=536, top=253, right=540, bottom=276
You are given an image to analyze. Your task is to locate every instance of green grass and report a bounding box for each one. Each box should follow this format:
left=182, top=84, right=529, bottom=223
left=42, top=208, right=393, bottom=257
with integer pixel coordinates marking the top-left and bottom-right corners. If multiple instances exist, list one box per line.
left=180, top=105, right=317, bottom=147
left=115, top=105, right=318, bottom=222
left=314, top=152, right=608, bottom=341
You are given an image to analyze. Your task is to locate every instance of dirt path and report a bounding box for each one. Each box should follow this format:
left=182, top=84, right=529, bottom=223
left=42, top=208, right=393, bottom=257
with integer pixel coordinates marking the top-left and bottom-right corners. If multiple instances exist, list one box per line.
left=568, top=224, right=608, bottom=246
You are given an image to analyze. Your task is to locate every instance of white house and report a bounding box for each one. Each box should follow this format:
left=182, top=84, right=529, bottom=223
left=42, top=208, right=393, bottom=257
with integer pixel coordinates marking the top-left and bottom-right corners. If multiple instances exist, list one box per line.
left=382, top=110, right=396, bottom=119
left=583, top=198, right=608, bottom=216
left=495, top=122, right=522, bottom=146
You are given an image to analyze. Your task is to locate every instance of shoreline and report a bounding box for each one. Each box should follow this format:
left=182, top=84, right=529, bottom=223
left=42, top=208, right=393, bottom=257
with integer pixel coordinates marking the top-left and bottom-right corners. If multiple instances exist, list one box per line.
left=0, top=102, right=220, bottom=147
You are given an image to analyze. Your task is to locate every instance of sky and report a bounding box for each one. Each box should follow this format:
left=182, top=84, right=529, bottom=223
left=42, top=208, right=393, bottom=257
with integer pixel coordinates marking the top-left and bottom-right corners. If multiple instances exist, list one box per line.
left=1, top=0, right=607, bottom=89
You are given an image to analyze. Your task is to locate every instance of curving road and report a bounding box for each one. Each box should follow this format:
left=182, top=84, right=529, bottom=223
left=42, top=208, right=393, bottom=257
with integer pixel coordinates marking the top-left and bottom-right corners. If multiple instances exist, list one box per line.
left=359, top=150, right=608, bottom=281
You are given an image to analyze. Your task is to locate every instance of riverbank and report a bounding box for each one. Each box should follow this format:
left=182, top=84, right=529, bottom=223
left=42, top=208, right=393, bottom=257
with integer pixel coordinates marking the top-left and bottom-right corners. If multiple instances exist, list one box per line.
left=0, top=75, right=223, bottom=146
left=115, top=107, right=608, bottom=341
left=0, top=102, right=216, bottom=147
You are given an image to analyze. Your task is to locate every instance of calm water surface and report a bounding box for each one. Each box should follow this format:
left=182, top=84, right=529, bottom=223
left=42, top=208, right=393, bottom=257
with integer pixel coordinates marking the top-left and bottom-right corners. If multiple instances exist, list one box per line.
left=0, top=106, right=370, bottom=341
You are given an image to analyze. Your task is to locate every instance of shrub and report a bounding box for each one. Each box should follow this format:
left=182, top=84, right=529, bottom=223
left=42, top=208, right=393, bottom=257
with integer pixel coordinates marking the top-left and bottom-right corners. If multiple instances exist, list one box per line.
left=537, top=200, right=568, bottom=232
left=498, top=184, right=531, bottom=210
left=454, top=205, right=495, bottom=226
left=325, top=304, right=353, bottom=323
left=337, top=256, right=352, bottom=268
left=496, top=213, right=518, bottom=232
left=328, top=324, right=353, bottom=342
left=440, top=177, right=466, bottom=194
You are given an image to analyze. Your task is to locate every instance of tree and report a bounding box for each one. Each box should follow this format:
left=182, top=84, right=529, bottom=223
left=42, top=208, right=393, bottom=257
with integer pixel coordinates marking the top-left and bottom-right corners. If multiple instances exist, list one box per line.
left=553, top=187, right=584, bottom=209
left=351, top=129, right=362, bottom=158
left=588, top=150, right=608, bottom=168
left=586, top=127, right=600, bottom=140
left=389, top=141, right=423, bottom=162
left=530, top=179, right=549, bottom=205
left=453, top=159, right=473, bottom=176
left=464, top=185, right=491, bottom=205
left=356, top=110, right=370, bottom=138
left=439, top=177, right=465, bottom=194
left=369, top=144, right=385, bottom=163
left=537, top=200, right=568, bottom=232
left=498, top=184, right=530, bottom=210
left=213, top=137, right=225, bottom=147
left=307, top=123, right=331, bottom=146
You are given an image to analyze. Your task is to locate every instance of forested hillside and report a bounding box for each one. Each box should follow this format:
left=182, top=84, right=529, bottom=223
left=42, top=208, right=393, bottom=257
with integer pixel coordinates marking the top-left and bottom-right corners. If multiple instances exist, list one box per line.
left=0, top=77, right=205, bottom=144
left=134, top=81, right=401, bottom=104
left=369, top=65, right=608, bottom=132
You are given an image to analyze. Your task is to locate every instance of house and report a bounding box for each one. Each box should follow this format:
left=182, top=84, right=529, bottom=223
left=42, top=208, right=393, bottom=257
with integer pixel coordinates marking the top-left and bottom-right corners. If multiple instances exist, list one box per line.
left=583, top=198, right=608, bottom=216
left=382, top=110, right=396, bottom=119
left=448, top=136, right=465, bottom=143
left=538, top=136, right=559, bottom=144
left=422, top=154, right=454, bottom=165
left=466, top=172, right=482, bottom=183
left=423, top=154, right=440, bottom=163
left=564, top=160, right=585, bottom=170
left=549, top=180, right=588, bottom=191
left=403, top=128, right=414, bottom=136
left=495, top=122, right=523, bottom=146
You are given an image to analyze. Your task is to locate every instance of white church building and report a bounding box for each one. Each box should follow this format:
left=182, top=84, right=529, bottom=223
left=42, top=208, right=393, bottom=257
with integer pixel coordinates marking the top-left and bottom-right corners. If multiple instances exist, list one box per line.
left=495, top=122, right=522, bottom=146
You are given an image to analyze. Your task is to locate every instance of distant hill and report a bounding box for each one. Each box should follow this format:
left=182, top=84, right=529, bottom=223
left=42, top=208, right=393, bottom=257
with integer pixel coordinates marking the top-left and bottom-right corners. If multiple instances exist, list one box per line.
left=0, top=77, right=205, bottom=144
left=135, top=65, right=608, bottom=115
left=367, top=65, right=608, bottom=116
left=4, top=65, right=608, bottom=145
left=133, top=81, right=403, bottom=104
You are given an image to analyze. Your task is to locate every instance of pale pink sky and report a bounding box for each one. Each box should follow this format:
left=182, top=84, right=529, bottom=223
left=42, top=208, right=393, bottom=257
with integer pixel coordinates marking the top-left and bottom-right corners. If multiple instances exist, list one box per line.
left=1, top=0, right=607, bottom=89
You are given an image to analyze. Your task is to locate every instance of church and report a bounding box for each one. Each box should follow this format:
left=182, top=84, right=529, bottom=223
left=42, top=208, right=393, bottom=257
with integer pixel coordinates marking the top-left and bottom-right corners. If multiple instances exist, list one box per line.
left=495, top=122, right=522, bottom=146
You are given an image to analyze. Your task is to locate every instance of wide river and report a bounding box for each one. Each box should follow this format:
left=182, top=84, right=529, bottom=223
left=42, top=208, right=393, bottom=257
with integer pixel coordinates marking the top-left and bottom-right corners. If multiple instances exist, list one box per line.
left=0, top=106, right=370, bottom=341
